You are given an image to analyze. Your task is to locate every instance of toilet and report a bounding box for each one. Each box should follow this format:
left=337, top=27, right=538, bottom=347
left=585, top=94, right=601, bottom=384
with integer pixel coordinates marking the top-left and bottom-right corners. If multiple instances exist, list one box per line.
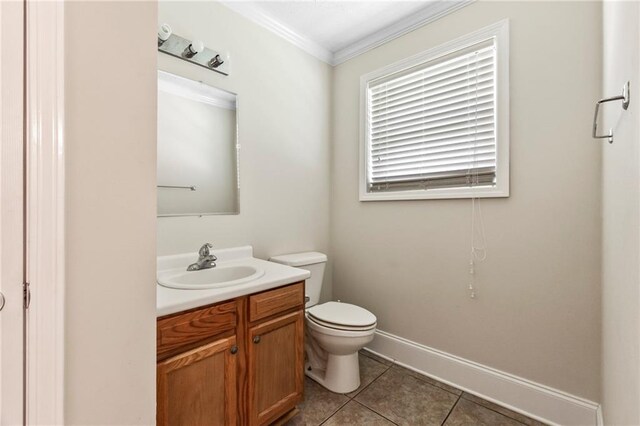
left=269, top=252, right=377, bottom=394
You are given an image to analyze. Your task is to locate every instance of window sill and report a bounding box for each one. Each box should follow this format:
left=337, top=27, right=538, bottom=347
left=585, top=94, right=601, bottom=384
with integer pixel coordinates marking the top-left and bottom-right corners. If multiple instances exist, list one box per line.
left=359, top=186, right=509, bottom=201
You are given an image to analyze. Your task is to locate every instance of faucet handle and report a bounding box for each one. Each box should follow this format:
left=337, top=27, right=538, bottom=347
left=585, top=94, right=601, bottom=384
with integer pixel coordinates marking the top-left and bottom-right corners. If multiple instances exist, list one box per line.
left=199, top=243, right=213, bottom=257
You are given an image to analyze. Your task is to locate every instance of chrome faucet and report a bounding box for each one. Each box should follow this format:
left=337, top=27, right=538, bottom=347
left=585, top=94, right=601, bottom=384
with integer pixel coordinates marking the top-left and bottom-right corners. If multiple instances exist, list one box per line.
left=187, top=243, right=217, bottom=271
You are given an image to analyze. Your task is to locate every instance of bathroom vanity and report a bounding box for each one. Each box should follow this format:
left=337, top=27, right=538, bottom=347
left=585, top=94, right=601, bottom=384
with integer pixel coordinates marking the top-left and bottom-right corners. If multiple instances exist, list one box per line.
left=156, top=247, right=310, bottom=426
left=157, top=281, right=304, bottom=426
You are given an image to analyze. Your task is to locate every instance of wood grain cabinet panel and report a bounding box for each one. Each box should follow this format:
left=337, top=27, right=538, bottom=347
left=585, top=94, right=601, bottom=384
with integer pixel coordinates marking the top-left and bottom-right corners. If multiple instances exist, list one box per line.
left=247, top=310, right=304, bottom=426
left=249, top=282, right=303, bottom=322
left=157, top=336, right=238, bottom=426
left=157, top=301, right=237, bottom=356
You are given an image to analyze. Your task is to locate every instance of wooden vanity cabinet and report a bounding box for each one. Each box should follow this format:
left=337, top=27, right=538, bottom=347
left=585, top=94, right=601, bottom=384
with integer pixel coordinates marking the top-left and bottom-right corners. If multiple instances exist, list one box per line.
left=157, top=281, right=305, bottom=426
left=247, top=282, right=305, bottom=425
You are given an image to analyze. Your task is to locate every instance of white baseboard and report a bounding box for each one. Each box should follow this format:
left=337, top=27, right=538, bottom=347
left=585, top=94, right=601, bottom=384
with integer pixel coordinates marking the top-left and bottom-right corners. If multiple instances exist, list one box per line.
left=366, top=330, right=600, bottom=426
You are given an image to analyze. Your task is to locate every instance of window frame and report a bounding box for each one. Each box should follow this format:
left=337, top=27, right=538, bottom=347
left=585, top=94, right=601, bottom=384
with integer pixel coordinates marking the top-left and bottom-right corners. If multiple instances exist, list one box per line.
left=359, top=20, right=510, bottom=201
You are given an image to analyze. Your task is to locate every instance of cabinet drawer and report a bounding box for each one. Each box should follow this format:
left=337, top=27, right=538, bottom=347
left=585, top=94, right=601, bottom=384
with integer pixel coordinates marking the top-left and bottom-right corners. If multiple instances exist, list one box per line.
left=249, top=282, right=304, bottom=322
left=157, top=301, right=237, bottom=355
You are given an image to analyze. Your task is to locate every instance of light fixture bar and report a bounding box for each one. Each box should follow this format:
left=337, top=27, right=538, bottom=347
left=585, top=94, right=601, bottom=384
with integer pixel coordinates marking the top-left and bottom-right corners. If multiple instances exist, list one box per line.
left=158, top=26, right=230, bottom=76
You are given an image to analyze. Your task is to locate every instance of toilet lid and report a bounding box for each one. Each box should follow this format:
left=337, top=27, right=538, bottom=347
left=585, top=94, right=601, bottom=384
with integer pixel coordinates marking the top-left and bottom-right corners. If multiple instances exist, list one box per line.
left=307, top=314, right=377, bottom=332
left=307, top=302, right=376, bottom=328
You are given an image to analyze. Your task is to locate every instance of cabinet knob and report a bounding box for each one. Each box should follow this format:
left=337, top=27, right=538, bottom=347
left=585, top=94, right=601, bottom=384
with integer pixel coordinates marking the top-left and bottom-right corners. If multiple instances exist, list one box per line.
left=230, top=345, right=238, bottom=354
left=253, top=336, right=261, bottom=344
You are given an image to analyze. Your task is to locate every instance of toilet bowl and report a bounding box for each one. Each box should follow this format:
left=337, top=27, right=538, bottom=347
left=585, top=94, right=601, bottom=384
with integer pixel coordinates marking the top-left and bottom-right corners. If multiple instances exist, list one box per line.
left=305, top=301, right=376, bottom=393
left=269, top=252, right=377, bottom=394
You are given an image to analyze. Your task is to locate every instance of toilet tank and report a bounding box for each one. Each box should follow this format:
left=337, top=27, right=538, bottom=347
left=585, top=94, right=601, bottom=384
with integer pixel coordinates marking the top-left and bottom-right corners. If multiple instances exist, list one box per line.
left=269, top=252, right=327, bottom=308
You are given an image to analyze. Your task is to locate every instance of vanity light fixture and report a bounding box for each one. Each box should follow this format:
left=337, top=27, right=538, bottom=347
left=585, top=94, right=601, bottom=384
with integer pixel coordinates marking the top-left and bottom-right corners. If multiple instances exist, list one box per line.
left=157, top=23, right=230, bottom=76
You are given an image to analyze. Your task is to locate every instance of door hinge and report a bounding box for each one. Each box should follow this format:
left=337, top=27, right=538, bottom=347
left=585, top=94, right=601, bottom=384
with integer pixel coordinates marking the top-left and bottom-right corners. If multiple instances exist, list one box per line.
left=23, top=281, right=31, bottom=309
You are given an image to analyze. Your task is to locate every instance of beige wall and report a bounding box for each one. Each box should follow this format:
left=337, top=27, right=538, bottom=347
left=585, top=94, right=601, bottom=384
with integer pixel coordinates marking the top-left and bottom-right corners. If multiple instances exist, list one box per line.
left=331, top=1, right=602, bottom=400
left=601, top=1, right=640, bottom=424
left=64, top=2, right=157, bottom=424
left=157, top=2, right=333, bottom=301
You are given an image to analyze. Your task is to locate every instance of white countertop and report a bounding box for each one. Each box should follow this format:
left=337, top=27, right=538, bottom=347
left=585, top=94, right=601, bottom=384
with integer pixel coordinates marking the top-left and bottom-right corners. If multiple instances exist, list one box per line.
left=156, top=246, right=310, bottom=317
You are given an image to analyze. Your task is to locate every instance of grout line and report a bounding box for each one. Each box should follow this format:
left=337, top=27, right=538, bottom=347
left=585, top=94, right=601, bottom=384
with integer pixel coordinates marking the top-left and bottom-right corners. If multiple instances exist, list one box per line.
left=351, top=399, right=399, bottom=425
left=388, top=363, right=463, bottom=399
left=387, top=362, right=464, bottom=398
left=314, top=356, right=398, bottom=425
left=348, top=366, right=400, bottom=421
left=317, top=397, right=350, bottom=426
left=458, top=393, right=532, bottom=426
left=345, top=354, right=394, bottom=400
left=348, top=360, right=394, bottom=401
left=353, top=359, right=463, bottom=425
left=360, top=350, right=395, bottom=367
left=310, top=355, right=538, bottom=426
left=440, top=393, right=462, bottom=425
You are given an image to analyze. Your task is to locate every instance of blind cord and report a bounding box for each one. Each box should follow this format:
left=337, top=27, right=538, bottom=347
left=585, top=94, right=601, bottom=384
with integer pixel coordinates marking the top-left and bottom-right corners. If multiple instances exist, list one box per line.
left=467, top=50, right=487, bottom=299
left=469, top=197, right=487, bottom=298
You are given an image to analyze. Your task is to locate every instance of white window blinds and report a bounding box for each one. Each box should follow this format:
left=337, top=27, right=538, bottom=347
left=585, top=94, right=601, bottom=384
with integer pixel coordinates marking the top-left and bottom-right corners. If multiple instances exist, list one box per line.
left=365, top=39, right=497, bottom=193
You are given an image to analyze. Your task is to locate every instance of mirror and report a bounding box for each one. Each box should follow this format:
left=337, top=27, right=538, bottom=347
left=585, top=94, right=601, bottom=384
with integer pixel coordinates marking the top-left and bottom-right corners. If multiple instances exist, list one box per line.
left=157, top=71, right=239, bottom=216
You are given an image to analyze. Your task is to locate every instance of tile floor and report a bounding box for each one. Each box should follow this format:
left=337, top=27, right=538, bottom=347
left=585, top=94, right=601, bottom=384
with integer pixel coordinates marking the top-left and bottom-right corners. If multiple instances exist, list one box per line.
left=286, top=351, right=547, bottom=426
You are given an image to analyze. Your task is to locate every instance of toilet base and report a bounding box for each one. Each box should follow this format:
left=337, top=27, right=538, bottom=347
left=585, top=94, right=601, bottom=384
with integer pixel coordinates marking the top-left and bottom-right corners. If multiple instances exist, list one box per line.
left=304, top=352, right=361, bottom=394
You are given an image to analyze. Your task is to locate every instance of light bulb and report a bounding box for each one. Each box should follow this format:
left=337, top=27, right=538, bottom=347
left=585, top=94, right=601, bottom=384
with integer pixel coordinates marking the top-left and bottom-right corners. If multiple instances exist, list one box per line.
left=189, top=40, right=204, bottom=54
left=157, top=23, right=172, bottom=46
left=183, top=39, right=204, bottom=58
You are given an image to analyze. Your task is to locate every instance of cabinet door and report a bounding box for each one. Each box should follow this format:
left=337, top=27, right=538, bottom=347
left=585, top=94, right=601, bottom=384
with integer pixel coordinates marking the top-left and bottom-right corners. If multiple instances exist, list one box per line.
left=157, top=336, right=238, bottom=426
left=248, top=310, right=304, bottom=426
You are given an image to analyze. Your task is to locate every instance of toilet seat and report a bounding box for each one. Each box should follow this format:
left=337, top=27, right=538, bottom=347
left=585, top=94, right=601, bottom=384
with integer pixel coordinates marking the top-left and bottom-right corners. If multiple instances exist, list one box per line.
left=307, top=314, right=377, bottom=332
left=307, top=301, right=377, bottom=331
left=306, top=313, right=376, bottom=338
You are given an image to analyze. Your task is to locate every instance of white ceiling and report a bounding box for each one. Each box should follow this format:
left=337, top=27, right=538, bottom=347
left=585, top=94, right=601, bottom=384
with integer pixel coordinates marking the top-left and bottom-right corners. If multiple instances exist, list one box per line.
left=244, top=2, right=435, bottom=52
left=221, top=0, right=473, bottom=65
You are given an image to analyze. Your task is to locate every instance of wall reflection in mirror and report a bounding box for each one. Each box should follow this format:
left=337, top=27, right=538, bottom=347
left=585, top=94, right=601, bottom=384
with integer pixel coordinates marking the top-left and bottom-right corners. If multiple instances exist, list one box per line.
left=157, top=71, right=239, bottom=216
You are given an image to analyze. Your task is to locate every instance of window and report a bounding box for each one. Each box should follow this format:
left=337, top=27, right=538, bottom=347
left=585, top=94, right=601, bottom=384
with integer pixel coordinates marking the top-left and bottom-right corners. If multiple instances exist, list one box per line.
left=360, top=21, right=509, bottom=201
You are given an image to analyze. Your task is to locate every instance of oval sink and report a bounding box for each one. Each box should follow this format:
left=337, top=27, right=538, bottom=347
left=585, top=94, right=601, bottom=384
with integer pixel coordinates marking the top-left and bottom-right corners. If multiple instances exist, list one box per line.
left=158, top=265, right=265, bottom=290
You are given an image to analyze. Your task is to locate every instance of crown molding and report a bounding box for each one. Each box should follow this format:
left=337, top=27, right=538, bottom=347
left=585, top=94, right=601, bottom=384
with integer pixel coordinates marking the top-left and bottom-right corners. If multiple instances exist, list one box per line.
left=220, top=1, right=334, bottom=64
left=220, top=0, right=474, bottom=66
left=332, top=0, right=475, bottom=65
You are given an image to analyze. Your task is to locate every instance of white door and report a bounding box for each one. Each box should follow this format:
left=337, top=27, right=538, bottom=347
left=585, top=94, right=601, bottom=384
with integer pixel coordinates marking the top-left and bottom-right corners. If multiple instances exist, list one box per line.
left=0, top=1, right=25, bottom=424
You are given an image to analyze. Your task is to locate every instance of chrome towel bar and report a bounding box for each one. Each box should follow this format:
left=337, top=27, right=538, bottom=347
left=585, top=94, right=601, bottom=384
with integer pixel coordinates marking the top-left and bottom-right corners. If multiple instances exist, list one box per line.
left=158, top=185, right=196, bottom=191
left=593, top=81, right=630, bottom=144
